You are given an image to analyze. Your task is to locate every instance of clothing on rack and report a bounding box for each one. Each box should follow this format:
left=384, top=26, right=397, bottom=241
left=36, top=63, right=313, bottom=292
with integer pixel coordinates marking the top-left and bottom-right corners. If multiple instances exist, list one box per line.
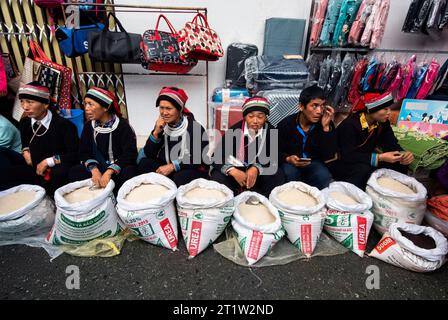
left=310, top=0, right=329, bottom=47
left=348, top=0, right=375, bottom=46
left=370, top=0, right=390, bottom=49
left=319, top=0, right=344, bottom=46
left=332, top=0, right=363, bottom=47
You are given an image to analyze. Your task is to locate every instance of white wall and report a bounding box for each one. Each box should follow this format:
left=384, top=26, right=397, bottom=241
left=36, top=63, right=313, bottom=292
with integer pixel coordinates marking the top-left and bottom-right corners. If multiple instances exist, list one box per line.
left=116, top=0, right=448, bottom=141
left=114, top=0, right=312, bottom=140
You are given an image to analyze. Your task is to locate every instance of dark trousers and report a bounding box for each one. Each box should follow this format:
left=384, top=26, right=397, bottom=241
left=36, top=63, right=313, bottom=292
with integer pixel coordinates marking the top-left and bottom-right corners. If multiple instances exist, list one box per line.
left=138, top=157, right=208, bottom=187
left=330, top=161, right=408, bottom=190
left=0, top=146, right=25, bottom=170
left=0, top=163, right=72, bottom=195
left=68, top=164, right=138, bottom=194
left=210, top=167, right=285, bottom=198
left=281, top=161, right=332, bottom=190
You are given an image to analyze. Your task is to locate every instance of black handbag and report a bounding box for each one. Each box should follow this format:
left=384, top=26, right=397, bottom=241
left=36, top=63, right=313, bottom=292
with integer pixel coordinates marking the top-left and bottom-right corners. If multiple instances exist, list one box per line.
left=141, top=14, right=197, bottom=73
left=88, top=12, right=143, bottom=64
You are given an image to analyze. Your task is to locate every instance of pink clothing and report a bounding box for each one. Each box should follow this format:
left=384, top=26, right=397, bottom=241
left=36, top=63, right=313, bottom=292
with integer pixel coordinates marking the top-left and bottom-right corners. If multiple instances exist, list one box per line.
left=310, top=0, right=329, bottom=47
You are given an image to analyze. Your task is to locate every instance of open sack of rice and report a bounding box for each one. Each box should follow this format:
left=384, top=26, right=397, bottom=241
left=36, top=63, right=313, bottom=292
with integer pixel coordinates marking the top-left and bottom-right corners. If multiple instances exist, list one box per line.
left=176, top=178, right=234, bottom=258
left=366, top=169, right=427, bottom=235
left=323, top=182, right=374, bottom=257
left=47, top=179, right=122, bottom=245
left=269, top=182, right=326, bottom=257
left=232, top=191, right=285, bottom=265
left=0, top=185, right=54, bottom=239
left=369, top=222, right=448, bottom=272
left=117, top=173, right=178, bottom=251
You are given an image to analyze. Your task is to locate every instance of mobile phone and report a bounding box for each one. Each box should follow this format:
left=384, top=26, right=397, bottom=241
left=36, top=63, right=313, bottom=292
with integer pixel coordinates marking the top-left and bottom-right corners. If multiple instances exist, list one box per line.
left=299, top=158, right=312, bottom=161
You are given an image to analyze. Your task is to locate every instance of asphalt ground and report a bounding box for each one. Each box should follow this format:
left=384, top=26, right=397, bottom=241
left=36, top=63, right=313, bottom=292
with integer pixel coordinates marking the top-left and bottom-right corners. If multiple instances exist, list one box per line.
left=1, top=230, right=447, bottom=301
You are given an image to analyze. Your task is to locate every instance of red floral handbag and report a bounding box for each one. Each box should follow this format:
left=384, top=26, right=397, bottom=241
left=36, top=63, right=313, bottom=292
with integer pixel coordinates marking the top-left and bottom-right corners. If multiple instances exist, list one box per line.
left=177, top=13, right=224, bottom=61
left=29, top=40, right=72, bottom=109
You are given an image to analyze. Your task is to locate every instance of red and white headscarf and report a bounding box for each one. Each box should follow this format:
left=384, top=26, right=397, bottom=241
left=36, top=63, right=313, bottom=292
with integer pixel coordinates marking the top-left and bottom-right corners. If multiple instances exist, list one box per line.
left=85, top=87, right=122, bottom=117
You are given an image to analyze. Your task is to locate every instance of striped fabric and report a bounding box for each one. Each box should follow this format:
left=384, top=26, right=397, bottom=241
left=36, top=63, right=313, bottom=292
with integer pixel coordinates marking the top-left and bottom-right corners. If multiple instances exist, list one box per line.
left=259, top=90, right=302, bottom=127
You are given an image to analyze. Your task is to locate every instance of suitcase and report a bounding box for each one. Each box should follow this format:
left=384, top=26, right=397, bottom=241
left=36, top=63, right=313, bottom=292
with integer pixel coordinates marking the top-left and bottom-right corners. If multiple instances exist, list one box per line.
left=212, top=87, right=250, bottom=103
left=211, top=102, right=244, bottom=135
left=263, top=18, right=306, bottom=56
left=259, top=89, right=302, bottom=127
left=245, top=55, right=310, bottom=92
left=225, top=43, right=258, bottom=88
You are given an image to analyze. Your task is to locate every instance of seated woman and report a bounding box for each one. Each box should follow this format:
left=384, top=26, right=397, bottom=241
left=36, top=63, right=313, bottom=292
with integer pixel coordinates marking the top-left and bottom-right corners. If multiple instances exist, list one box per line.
left=211, top=96, right=285, bottom=197
left=138, top=87, right=209, bottom=186
left=0, top=112, right=23, bottom=170
left=69, top=87, right=137, bottom=191
left=330, top=92, right=414, bottom=189
left=0, top=82, right=79, bottom=194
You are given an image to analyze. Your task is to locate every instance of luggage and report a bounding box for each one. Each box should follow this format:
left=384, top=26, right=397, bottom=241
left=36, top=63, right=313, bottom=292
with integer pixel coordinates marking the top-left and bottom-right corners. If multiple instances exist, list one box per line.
left=225, top=43, right=258, bottom=88
left=258, top=89, right=301, bottom=127
left=263, top=18, right=306, bottom=56
left=245, top=55, right=309, bottom=92
left=211, top=102, right=244, bottom=135
left=212, top=87, right=250, bottom=103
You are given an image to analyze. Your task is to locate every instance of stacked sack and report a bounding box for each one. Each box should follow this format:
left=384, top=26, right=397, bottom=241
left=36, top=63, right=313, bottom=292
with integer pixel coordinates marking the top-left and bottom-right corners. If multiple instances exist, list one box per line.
left=323, top=182, right=374, bottom=257
left=232, top=192, right=285, bottom=265
left=270, top=182, right=326, bottom=257
left=48, top=179, right=122, bottom=245
left=366, top=169, right=427, bottom=234
left=117, top=173, right=179, bottom=251
left=176, top=179, right=235, bottom=258
left=0, top=185, right=54, bottom=240
left=370, top=222, right=448, bottom=273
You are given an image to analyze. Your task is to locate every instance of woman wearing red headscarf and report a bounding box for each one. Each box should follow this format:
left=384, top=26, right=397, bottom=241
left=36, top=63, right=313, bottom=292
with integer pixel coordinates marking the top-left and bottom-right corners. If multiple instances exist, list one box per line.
left=138, top=87, right=209, bottom=186
left=69, top=87, right=138, bottom=191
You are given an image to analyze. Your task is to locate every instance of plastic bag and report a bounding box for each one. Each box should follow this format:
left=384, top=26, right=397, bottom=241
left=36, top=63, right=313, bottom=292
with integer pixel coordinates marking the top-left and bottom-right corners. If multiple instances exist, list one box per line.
left=225, top=43, right=258, bottom=88
left=116, top=173, right=179, bottom=251
left=231, top=192, right=284, bottom=265
left=48, top=179, right=122, bottom=246
left=406, top=63, right=429, bottom=99
left=176, top=178, right=235, bottom=258
left=366, top=169, right=428, bottom=235
left=369, top=222, right=448, bottom=272
left=306, top=53, right=325, bottom=81
left=270, top=182, right=326, bottom=257
left=330, top=53, right=356, bottom=111
left=416, top=59, right=441, bottom=99
left=403, top=0, right=426, bottom=32
left=324, top=53, right=341, bottom=98
left=397, top=55, right=417, bottom=101
left=323, top=182, right=374, bottom=257
left=318, top=56, right=333, bottom=89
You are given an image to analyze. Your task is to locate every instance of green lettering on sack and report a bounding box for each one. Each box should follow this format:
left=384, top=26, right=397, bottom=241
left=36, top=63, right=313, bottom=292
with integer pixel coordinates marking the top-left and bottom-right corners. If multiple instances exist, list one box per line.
left=294, top=238, right=301, bottom=250
left=341, top=233, right=354, bottom=250
left=156, top=210, right=165, bottom=220
left=61, top=211, right=106, bottom=228
left=239, top=237, right=247, bottom=250
left=193, top=212, right=203, bottom=220
left=223, top=215, right=231, bottom=223
left=156, top=238, right=164, bottom=248
left=60, top=230, right=112, bottom=245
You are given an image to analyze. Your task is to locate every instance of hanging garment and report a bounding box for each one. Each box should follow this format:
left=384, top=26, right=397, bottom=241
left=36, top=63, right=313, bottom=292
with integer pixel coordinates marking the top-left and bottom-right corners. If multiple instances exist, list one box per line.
left=348, top=58, right=368, bottom=105
left=310, top=0, right=329, bottom=47
left=306, top=53, right=325, bottom=81
left=370, top=0, right=390, bottom=48
left=360, top=0, right=381, bottom=47
left=411, top=0, right=433, bottom=34
left=439, top=1, right=448, bottom=28
left=379, top=60, right=400, bottom=90
left=360, top=57, right=379, bottom=92
left=325, top=54, right=342, bottom=98
left=348, top=0, right=375, bottom=45
left=403, top=0, right=426, bottom=32
left=416, top=59, right=441, bottom=99
left=397, top=55, right=417, bottom=101
left=427, top=0, right=447, bottom=28
left=406, top=63, right=429, bottom=99
left=429, top=58, right=448, bottom=95
left=373, top=62, right=386, bottom=90
left=319, top=0, right=344, bottom=46
left=330, top=53, right=357, bottom=112
left=332, top=0, right=363, bottom=47
left=318, top=56, right=333, bottom=89
left=386, top=64, right=404, bottom=100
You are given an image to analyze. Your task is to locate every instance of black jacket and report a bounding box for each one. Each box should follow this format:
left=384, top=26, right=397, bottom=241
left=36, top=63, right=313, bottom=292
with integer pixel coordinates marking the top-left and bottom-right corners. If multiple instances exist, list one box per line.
left=143, top=116, right=209, bottom=171
left=277, top=113, right=338, bottom=164
left=336, top=113, right=402, bottom=165
left=20, top=111, right=79, bottom=167
left=79, top=118, right=138, bottom=171
left=212, top=120, right=279, bottom=175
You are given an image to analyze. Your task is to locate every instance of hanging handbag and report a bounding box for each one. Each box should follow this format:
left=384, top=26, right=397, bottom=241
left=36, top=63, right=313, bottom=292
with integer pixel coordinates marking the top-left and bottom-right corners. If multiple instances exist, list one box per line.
left=177, top=13, right=224, bottom=61
left=141, top=14, right=197, bottom=73
left=56, top=21, right=105, bottom=58
left=0, top=56, right=7, bottom=97
left=88, top=12, right=143, bottom=64
left=29, top=40, right=72, bottom=110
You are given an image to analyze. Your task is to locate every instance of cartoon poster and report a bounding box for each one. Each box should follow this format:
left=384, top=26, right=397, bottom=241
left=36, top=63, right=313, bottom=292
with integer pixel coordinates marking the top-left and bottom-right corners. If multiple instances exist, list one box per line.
left=397, top=99, right=448, bottom=138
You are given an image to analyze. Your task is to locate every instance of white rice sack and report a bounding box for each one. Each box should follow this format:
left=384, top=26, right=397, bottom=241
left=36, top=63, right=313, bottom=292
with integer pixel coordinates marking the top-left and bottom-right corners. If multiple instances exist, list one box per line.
left=369, top=222, right=448, bottom=272
left=323, top=182, right=374, bottom=257
left=366, top=169, right=427, bottom=235
left=232, top=192, right=285, bottom=265
left=48, top=179, right=121, bottom=246
left=117, top=173, right=178, bottom=251
left=0, top=185, right=55, bottom=238
left=270, top=182, right=326, bottom=257
left=176, top=178, right=235, bottom=258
